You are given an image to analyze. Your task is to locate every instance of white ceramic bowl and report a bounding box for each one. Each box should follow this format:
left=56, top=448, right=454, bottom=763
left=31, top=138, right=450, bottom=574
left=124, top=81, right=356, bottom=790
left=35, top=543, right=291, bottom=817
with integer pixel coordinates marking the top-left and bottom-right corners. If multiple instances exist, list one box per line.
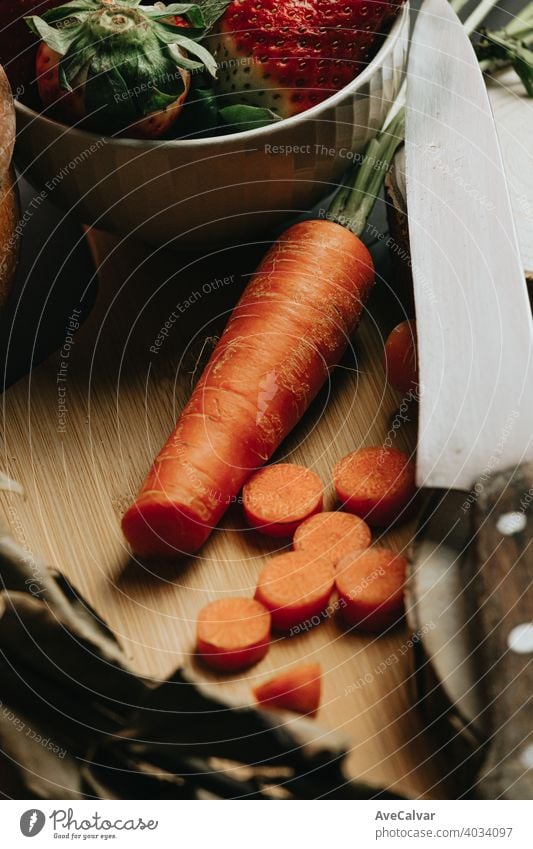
left=14, top=4, right=409, bottom=250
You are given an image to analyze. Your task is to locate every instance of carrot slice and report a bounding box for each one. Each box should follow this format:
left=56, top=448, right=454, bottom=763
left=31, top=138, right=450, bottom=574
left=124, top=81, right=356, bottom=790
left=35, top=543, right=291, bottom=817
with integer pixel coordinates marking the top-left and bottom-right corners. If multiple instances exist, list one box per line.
left=253, top=663, right=322, bottom=716
left=384, top=319, right=418, bottom=394
left=255, top=551, right=335, bottom=632
left=243, top=463, right=324, bottom=537
left=335, top=548, right=406, bottom=632
left=196, top=597, right=271, bottom=673
left=333, top=446, right=416, bottom=527
left=293, top=511, right=371, bottom=566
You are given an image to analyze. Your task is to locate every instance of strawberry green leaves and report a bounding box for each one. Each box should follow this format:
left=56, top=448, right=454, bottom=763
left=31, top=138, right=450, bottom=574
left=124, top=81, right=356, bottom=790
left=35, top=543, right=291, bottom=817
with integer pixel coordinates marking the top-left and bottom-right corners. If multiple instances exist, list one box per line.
left=181, top=76, right=281, bottom=137
left=142, top=4, right=207, bottom=28
left=26, top=0, right=219, bottom=135
left=26, top=16, right=83, bottom=56
left=218, top=103, right=281, bottom=131
left=194, top=0, right=233, bottom=31
left=152, top=21, right=218, bottom=76
left=38, top=0, right=103, bottom=21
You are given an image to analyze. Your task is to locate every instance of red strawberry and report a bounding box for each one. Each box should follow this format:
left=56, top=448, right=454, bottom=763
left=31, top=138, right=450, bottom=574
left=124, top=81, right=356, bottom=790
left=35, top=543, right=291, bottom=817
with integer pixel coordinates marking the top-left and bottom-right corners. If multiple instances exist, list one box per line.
left=211, top=0, right=405, bottom=119
left=0, top=1, right=61, bottom=94
left=35, top=40, right=191, bottom=139
left=27, top=1, right=218, bottom=138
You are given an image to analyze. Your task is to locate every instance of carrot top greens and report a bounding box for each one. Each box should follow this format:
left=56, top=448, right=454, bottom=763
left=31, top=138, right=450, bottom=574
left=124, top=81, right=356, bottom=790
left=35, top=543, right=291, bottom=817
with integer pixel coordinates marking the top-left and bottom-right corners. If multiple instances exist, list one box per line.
left=328, top=107, right=405, bottom=237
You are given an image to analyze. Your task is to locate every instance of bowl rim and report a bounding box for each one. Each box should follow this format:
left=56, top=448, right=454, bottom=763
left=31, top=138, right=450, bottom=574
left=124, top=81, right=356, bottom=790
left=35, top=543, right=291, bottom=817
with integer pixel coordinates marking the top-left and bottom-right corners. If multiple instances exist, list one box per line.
left=15, top=1, right=409, bottom=150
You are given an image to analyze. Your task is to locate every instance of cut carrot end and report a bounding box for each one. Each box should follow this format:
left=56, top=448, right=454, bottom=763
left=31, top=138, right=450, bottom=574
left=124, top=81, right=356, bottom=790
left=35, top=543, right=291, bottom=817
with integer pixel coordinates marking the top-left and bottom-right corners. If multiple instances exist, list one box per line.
left=335, top=547, right=407, bottom=632
left=122, top=498, right=210, bottom=558
left=333, top=446, right=417, bottom=528
left=253, top=662, right=322, bottom=716
left=196, top=597, right=271, bottom=673
left=293, top=511, right=371, bottom=567
left=255, top=551, right=335, bottom=633
left=243, top=463, right=324, bottom=537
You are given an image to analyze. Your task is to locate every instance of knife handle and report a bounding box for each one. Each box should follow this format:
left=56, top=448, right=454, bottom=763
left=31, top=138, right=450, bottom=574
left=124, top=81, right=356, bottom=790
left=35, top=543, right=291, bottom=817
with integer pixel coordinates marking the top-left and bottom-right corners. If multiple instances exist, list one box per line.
left=472, top=462, right=533, bottom=800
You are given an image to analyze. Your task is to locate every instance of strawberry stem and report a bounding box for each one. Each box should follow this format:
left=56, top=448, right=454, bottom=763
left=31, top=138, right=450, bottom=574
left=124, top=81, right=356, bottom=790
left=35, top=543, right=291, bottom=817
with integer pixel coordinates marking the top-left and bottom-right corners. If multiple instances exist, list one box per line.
left=328, top=107, right=405, bottom=237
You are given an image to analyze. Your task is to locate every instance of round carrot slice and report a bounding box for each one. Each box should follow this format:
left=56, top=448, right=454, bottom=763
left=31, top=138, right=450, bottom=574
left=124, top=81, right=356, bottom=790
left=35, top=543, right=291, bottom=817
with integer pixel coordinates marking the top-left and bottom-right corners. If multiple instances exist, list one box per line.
left=253, top=662, right=322, bottom=716
left=293, top=511, right=371, bottom=567
left=384, top=319, right=418, bottom=395
left=255, top=551, right=335, bottom=632
left=196, top=597, right=271, bottom=673
left=333, top=446, right=416, bottom=527
left=242, top=463, right=324, bottom=537
left=335, top=548, right=406, bottom=632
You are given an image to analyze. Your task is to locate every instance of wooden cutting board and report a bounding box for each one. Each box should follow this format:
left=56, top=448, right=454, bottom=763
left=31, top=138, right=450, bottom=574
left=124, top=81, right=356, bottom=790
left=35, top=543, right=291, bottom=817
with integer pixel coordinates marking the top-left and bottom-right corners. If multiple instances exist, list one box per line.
left=0, top=221, right=451, bottom=799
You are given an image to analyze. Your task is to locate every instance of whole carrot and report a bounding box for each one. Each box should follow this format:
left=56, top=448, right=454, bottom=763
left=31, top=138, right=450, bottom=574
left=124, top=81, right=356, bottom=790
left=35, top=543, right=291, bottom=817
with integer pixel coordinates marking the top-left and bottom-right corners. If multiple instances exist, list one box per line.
left=122, top=112, right=405, bottom=558
left=123, top=221, right=371, bottom=556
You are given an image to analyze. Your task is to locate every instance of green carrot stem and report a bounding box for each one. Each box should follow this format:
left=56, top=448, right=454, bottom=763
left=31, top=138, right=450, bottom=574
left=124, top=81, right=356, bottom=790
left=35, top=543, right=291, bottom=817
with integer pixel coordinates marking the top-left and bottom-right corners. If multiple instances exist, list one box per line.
left=479, top=56, right=512, bottom=72
left=475, top=1, right=533, bottom=94
left=328, top=108, right=405, bottom=237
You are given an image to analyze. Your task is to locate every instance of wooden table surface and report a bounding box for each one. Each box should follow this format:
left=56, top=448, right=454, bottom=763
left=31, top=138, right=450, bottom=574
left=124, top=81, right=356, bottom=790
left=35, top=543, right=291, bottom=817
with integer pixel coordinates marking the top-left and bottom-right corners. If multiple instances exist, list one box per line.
left=1, top=54, right=531, bottom=799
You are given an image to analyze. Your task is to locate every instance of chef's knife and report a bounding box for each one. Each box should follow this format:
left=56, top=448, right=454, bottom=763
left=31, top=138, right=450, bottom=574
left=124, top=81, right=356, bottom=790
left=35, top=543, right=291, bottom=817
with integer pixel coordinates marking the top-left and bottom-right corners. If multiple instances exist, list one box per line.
left=405, top=0, right=533, bottom=799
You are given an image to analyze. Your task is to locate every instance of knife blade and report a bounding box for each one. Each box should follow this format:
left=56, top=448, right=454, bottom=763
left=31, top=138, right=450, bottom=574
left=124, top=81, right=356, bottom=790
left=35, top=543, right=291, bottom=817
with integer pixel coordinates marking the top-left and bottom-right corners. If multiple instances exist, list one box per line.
left=406, top=0, right=533, bottom=491
left=405, top=0, right=533, bottom=799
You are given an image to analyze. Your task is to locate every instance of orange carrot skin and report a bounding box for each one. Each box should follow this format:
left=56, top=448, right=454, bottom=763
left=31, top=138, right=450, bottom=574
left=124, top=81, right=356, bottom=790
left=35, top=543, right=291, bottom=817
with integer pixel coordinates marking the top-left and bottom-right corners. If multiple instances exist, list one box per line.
left=335, top=548, right=406, bottom=632
left=253, top=663, right=322, bottom=716
left=123, top=220, right=374, bottom=557
left=384, top=319, right=418, bottom=394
